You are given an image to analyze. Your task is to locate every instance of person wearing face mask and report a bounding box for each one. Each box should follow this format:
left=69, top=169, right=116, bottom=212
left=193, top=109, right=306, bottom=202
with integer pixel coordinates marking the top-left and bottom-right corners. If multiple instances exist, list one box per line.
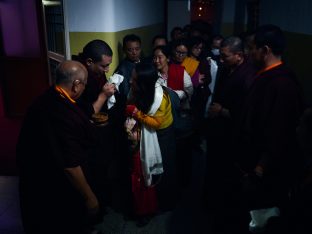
left=208, top=35, right=224, bottom=66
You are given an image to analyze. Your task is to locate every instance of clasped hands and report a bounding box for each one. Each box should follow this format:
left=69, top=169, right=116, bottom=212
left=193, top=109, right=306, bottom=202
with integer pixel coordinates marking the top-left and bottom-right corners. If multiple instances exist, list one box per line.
left=208, top=102, right=223, bottom=118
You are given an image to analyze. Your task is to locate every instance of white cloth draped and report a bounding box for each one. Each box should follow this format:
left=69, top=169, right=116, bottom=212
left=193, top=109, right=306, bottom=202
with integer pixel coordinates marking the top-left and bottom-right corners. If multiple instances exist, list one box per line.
left=204, top=58, right=218, bottom=117
left=140, top=82, right=164, bottom=186
left=249, top=207, right=280, bottom=233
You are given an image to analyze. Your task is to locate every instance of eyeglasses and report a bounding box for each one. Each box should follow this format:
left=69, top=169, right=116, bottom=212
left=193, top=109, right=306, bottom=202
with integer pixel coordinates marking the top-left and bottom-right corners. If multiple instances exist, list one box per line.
left=175, top=50, right=187, bottom=56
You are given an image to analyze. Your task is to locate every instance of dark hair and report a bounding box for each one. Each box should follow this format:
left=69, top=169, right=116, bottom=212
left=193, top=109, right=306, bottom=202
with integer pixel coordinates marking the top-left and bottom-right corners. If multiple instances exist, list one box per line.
left=188, top=36, right=205, bottom=54
left=212, top=34, right=224, bottom=41
left=170, top=27, right=183, bottom=40
left=170, top=38, right=189, bottom=56
left=152, top=34, right=168, bottom=45
left=153, top=45, right=170, bottom=58
left=254, top=24, right=286, bottom=56
left=132, top=62, right=159, bottom=113
left=82, top=39, right=112, bottom=62
left=123, top=34, right=141, bottom=49
left=221, top=36, right=243, bottom=53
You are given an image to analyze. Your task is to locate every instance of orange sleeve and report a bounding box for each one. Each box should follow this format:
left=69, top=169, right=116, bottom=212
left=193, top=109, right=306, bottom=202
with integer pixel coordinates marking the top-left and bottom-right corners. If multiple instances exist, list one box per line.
left=134, top=111, right=162, bottom=129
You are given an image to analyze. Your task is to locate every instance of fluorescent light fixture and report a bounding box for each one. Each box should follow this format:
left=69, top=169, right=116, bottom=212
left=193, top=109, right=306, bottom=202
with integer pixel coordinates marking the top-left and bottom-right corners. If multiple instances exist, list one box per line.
left=42, top=1, right=61, bottom=6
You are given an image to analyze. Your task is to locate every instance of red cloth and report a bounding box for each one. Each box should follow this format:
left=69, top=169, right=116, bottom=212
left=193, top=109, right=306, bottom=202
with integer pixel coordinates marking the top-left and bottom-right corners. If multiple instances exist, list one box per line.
left=126, top=105, right=137, bottom=117
left=131, top=151, right=158, bottom=216
left=167, top=63, right=184, bottom=91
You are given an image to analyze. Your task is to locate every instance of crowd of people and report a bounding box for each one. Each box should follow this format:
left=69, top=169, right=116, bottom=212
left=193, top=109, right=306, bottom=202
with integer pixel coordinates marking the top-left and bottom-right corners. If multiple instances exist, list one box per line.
left=16, top=22, right=312, bottom=234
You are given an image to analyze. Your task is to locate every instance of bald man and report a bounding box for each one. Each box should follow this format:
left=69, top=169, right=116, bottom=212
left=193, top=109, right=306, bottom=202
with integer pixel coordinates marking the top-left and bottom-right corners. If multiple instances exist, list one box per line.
left=17, top=60, right=100, bottom=234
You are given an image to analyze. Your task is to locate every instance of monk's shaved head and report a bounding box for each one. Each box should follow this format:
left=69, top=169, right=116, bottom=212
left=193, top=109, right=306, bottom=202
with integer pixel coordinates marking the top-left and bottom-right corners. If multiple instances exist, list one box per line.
left=55, top=60, right=87, bottom=85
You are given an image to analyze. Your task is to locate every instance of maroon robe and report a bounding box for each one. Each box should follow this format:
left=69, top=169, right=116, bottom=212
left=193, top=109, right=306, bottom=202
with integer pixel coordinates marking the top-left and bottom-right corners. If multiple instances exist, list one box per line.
left=17, top=87, right=98, bottom=234
left=238, top=63, right=304, bottom=209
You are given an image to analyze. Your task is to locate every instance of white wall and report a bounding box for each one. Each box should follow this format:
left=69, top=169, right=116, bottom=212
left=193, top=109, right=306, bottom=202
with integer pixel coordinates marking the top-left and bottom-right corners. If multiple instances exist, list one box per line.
left=167, top=0, right=190, bottom=39
left=260, top=0, right=312, bottom=35
left=66, top=0, right=164, bottom=32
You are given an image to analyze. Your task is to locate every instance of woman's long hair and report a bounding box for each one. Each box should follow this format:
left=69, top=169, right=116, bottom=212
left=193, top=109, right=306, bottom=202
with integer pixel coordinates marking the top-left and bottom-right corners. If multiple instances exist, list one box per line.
left=132, top=62, right=159, bottom=114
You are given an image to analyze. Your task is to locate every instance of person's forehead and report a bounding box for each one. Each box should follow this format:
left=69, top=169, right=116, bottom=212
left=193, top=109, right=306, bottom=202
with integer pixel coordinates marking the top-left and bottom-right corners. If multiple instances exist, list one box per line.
left=221, top=46, right=234, bottom=56
left=155, top=38, right=166, bottom=44
left=100, top=55, right=112, bottom=64
left=213, top=39, right=222, bottom=46
left=155, top=49, right=165, bottom=55
left=176, top=45, right=187, bottom=51
left=126, top=41, right=141, bottom=48
left=193, top=43, right=203, bottom=48
left=156, top=38, right=165, bottom=42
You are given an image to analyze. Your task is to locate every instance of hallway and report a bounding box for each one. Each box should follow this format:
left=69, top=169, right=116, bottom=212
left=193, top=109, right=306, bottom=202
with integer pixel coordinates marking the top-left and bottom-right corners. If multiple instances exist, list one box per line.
left=0, top=146, right=211, bottom=234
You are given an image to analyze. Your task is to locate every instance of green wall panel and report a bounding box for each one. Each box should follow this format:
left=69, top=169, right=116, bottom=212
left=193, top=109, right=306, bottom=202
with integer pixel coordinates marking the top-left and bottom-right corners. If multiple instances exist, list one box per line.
left=217, top=26, right=312, bottom=104
left=69, top=23, right=164, bottom=77
left=284, top=31, right=312, bottom=104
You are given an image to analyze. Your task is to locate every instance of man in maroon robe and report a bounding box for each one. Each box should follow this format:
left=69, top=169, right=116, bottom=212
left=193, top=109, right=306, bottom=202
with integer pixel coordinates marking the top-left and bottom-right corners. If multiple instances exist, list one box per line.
left=236, top=24, right=304, bottom=233
left=17, top=61, right=100, bottom=234
left=74, top=39, right=132, bottom=214
left=204, top=36, right=257, bottom=233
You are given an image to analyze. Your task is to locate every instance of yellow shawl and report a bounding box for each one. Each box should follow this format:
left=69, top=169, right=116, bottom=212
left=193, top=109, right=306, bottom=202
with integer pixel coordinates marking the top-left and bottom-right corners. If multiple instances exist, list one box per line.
left=182, top=56, right=199, bottom=77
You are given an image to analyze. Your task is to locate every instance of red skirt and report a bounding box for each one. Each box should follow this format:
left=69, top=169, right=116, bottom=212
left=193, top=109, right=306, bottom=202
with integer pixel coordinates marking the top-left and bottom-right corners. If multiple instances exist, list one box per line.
left=131, top=151, right=158, bottom=216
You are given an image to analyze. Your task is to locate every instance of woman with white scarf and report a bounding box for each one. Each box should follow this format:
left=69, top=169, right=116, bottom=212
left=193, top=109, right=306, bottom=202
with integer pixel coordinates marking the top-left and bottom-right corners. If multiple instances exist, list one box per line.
left=125, top=63, right=177, bottom=224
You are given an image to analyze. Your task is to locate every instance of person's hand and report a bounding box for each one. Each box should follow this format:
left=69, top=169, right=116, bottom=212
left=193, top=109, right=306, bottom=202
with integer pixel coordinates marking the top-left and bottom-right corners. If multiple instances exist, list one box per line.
left=102, top=83, right=116, bottom=98
left=86, top=195, right=99, bottom=217
left=126, top=105, right=138, bottom=117
left=86, top=195, right=102, bottom=225
left=208, top=102, right=222, bottom=118
left=198, top=73, right=206, bottom=85
left=254, top=165, right=264, bottom=178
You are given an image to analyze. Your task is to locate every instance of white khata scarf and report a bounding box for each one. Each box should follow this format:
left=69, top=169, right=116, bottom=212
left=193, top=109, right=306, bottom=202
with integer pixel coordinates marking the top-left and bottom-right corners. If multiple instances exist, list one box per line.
left=140, top=82, right=164, bottom=186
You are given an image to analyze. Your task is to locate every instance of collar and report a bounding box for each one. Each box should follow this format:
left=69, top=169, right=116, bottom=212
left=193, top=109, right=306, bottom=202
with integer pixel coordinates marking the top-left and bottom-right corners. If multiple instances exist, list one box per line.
left=55, top=86, right=76, bottom=104
left=257, top=61, right=283, bottom=76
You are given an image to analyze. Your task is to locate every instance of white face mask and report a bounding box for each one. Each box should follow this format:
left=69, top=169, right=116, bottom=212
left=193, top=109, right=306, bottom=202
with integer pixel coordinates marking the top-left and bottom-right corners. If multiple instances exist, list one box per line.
left=211, top=48, right=220, bottom=56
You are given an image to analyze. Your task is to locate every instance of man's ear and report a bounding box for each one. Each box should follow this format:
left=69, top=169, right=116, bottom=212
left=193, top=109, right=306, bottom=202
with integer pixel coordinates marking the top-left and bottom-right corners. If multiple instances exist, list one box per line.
left=262, top=45, right=271, bottom=55
left=236, top=51, right=244, bottom=61
left=72, top=79, right=80, bottom=93
left=86, top=58, right=93, bottom=66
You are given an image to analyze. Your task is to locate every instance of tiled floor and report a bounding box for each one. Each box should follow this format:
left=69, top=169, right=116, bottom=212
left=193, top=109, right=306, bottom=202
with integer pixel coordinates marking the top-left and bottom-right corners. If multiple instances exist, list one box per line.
left=0, top=146, right=210, bottom=234
left=0, top=176, right=24, bottom=234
